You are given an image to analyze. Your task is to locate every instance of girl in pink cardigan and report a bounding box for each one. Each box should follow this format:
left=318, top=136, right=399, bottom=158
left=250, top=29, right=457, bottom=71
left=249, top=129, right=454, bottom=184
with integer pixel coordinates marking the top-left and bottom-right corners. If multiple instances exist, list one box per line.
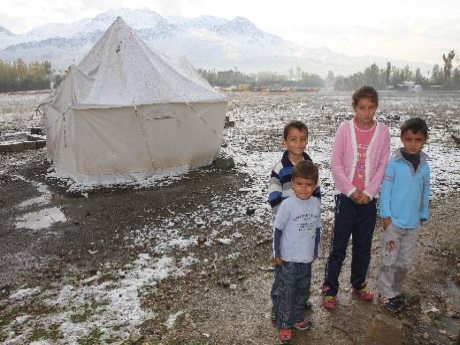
left=322, top=86, right=390, bottom=309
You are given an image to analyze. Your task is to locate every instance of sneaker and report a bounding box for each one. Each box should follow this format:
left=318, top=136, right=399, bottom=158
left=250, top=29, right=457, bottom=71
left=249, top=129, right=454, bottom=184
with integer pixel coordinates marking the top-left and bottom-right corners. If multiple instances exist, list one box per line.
left=380, top=296, right=403, bottom=313
left=322, top=295, right=337, bottom=310
left=321, top=285, right=337, bottom=310
left=293, top=319, right=312, bottom=332
left=394, top=294, right=406, bottom=307
left=278, top=329, right=292, bottom=345
left=352, top=285, right=374, bottom=301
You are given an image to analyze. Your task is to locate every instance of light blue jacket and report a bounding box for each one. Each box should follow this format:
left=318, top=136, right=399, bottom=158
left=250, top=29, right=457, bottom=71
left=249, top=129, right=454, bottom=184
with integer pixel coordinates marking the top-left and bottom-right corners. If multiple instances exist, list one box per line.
left=379, top=149, right=430, bottom=229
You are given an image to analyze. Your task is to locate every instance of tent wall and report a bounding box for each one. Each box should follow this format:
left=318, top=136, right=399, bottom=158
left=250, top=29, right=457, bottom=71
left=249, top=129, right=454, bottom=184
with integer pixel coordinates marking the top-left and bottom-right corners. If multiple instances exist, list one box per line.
left=63, top=101, right=226, bottom=181
left=46, top=107, right=78, bottom=175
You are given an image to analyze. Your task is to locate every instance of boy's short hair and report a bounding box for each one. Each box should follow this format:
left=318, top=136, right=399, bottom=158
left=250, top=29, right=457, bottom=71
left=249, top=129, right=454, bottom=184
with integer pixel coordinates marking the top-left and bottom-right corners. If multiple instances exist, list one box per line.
left=352, top=86, right=379, bottom=107
left=292, top=160, right=318, bottom=183
left=283, top=120, right=308, bottom=140
left=400, top=117, right=429, bottom=138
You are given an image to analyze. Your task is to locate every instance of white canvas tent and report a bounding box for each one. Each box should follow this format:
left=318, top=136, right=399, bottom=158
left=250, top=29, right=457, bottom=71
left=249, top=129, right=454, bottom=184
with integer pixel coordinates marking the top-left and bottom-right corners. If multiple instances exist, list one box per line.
left=45, top=17, right=227, bottom=184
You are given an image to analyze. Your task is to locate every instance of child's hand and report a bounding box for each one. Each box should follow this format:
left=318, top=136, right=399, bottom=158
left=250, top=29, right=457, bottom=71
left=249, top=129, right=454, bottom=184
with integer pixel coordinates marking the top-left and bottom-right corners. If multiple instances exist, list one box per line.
left=382, top=218, right=392, bottom=231
left=272, top=257, right=283, bottom=266
left=358, top=194, right=370, bottom=204
left=351, top=191, right=369, bottom=204
left=350, top=190, right=361, bottom=203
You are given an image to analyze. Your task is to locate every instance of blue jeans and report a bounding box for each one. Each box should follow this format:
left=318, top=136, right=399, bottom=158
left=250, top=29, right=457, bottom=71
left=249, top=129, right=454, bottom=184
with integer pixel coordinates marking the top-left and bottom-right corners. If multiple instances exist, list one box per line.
left=272, top=266, right=311, bottom=316
left=271, top=267, right=281, bottom=316
left=276, top=261, right=312, bottom=329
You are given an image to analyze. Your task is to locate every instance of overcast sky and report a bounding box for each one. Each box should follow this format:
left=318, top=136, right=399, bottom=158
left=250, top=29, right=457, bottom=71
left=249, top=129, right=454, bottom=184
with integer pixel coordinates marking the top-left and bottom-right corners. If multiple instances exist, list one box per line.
left=1, top=0, right=459, bottom=64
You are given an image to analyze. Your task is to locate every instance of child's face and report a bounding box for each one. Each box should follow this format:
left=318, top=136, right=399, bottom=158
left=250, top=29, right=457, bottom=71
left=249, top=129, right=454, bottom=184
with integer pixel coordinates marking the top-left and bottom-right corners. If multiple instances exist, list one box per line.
left=292, top=177, right=316, bottom=200
left=353, top=97, right=377, bottom=126
left=283, top=128, right=307, bottom=157
left=401, top=130, right=426, bottom=155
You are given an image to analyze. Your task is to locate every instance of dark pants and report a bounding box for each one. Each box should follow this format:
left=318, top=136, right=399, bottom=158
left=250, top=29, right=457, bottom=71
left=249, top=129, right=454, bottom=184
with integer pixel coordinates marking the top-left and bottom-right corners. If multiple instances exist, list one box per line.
left=271, top=265, right=311, bottom=317
left=276, top=262, right=312, bottom=329
left=323, top=194, right=377, bottom=296
left=271, top=268, right=281, bottom=316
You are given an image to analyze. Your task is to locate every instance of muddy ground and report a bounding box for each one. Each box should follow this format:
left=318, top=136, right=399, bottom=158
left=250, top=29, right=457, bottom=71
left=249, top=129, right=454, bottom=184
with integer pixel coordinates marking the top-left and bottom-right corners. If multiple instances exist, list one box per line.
left=0, top=90, right=459, bottom=344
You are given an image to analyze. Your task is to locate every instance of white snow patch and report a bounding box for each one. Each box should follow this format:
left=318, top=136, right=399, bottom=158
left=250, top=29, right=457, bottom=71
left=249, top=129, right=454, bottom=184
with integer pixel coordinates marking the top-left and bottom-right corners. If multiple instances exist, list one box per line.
left=9, top=287, right=41, bottom=300
left=14, top=314, right=30, bottom=325
left=180, top=255, right=199, bottom=268
left=17, top=194, right=50, bottom=209
left=15, top=207, right=67, bottom=230
left=227, top=252, right=241, bottom=259
left=2, top=253, right=198, bottom=344
left=216, top=237, right=232, bottom=245
left=154, top=234, right=197, bottom=254
left=165, top=310, right=185, bottom=329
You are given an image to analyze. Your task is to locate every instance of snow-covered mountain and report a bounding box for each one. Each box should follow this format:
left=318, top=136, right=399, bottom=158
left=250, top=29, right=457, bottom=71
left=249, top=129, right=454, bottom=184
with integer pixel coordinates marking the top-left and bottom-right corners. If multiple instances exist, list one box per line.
left=0, top=25, right=18, bottom=50
left=0, top=8, right=432, bottom=76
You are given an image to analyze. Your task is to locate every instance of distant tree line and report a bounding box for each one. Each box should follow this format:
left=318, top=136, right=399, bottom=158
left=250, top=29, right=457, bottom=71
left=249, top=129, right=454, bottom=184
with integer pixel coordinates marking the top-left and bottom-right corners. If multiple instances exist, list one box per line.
left=333, top=50, right=460, bottom=91
left=199, top=50, right=460, bottom=92
left=2, top=50, right=458, bottom=93
left=197, top=67, right=325, bottom=90
left=0, top=59, right=53, bottom=92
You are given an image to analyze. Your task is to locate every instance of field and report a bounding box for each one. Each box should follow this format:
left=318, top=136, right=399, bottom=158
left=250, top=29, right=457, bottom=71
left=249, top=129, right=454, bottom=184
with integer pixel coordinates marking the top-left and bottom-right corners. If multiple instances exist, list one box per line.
left=0, top=90, right=459, bottom=344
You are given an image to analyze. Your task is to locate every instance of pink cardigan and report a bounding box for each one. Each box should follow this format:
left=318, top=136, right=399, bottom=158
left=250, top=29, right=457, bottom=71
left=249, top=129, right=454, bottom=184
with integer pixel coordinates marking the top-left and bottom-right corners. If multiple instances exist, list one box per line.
left=330, top=119, right=390, bottom=199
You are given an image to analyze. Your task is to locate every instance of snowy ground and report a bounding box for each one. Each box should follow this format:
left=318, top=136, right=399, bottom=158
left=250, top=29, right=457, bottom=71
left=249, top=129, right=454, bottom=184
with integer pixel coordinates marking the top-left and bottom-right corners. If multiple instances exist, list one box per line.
left=0, top=90, right=459, bottom=344
left=0, top=90, right=48, bottom=134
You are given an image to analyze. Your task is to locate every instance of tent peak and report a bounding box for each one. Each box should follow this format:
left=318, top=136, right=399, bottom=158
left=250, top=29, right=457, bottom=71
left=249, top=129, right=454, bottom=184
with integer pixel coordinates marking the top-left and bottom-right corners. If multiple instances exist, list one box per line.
left=114, top=16, right=126, bottom=24
left=109, top=16, right=131, bottom=32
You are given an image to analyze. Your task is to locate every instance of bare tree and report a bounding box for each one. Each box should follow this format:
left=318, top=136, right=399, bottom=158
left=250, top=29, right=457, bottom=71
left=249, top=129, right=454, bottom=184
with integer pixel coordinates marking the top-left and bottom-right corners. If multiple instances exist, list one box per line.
left=442, top=50, right=455, bottom=89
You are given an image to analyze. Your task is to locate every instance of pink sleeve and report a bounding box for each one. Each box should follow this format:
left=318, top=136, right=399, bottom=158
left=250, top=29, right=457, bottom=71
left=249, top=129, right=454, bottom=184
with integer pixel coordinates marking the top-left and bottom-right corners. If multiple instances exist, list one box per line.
left=331, top=123, right=356, bottom=196
left=363, top=125, right=390, bottom=198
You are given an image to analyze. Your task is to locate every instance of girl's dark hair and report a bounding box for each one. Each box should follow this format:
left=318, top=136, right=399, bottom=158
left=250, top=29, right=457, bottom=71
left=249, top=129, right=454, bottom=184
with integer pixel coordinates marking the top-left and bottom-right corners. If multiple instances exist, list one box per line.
left=352, top=86, right=379, bottom=107
left=292, top=160, right=318, bottom=183
left=283, top=120, right=308, bottom=140
left=400, top=117, right=428, bottom=138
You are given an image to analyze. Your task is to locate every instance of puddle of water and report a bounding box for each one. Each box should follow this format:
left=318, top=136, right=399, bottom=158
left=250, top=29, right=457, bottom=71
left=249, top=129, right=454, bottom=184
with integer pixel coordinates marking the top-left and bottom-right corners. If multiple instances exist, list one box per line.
left=426, top=280, right=460, bottom=343
left=446, top=282, right=460, bottom=310
left=17, top=194, right=51, bottom=208
left=427, top=316, right=459, bottom=343
left=14, top=175, right=51, bottom=209
left=15, top=207, right=67, bottom=230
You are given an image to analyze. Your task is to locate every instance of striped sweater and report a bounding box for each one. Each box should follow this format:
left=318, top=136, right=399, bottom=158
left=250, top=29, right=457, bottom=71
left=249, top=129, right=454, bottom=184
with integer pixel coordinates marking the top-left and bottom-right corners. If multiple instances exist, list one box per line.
left=268, top=150, right=321, bottom=214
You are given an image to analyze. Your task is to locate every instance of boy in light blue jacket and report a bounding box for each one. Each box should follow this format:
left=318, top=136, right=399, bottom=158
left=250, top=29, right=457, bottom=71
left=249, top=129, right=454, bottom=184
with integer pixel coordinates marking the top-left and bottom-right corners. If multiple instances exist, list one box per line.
left=378, top=117, right=430, bottom=313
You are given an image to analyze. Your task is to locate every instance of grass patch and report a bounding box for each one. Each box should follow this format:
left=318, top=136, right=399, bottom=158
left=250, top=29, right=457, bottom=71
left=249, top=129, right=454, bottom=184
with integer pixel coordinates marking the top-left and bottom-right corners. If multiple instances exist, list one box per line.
left=70, top=297, right=109, bottom=323
left=0, top=298, right=59, bottom=328
left=27, top=299, right=59, bottom=316
left=98, top=272, right=119, bottom=283
left=70, top=309, right=93, bottom=323
left=77, top=327, right=104, bottom=345
left=28, top=323, right=63, bottom=342
left=105, top=336, right=122, bottom=344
